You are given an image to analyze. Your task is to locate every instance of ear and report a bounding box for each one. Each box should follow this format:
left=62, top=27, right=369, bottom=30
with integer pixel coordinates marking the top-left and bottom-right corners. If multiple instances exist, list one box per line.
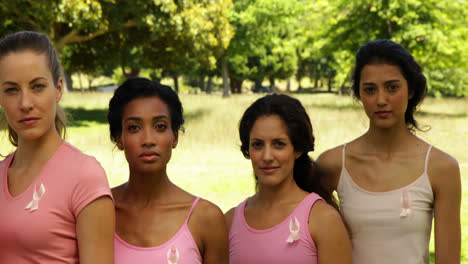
left=116, top=135, right=124, bottom=150
left=55, top=77, right=63, bottom=103
left=294, top=151, right=303, bottom=160
left=172, top=131, right=179, bottom=149
left=408, top=88, right=415, bottom=100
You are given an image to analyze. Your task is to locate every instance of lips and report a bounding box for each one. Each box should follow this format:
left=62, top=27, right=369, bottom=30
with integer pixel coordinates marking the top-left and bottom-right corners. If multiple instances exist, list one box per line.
left=260, top=166, right=280, bottom=174
left=375, top=111, right=391, bottom=118
left=139, top=151, right=160, bottom=162
left=19, top=117, right=40, bottom=126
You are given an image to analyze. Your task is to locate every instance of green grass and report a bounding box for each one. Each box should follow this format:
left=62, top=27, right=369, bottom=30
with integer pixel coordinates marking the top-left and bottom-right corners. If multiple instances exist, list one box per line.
left=1, top=92, right=467, bottom=262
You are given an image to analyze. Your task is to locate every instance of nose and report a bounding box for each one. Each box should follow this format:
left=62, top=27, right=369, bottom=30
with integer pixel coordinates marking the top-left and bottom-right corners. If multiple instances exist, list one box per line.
left=376, top=89, right=388, bottom=106
left=261, top=145, right=273, bottom=162
left=19, top=90, right=33, bottom=112
left=142, top=127, right=156, bottom=147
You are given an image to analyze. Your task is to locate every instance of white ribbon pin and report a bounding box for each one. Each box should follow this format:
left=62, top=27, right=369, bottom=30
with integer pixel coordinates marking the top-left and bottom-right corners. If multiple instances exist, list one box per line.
left=286, top=216, right=300, bottom=243
left=25, top=183, right=46, bottom=212
left=167, top=245, right=179, bottom=264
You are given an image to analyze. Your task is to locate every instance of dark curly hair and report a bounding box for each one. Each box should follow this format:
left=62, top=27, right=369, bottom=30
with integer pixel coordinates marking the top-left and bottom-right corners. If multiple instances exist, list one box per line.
left=107, top=77, right=184, bottom=143
left=351, top=39, right=427, bottom=131
left=239, top=94, right=338, bottom=209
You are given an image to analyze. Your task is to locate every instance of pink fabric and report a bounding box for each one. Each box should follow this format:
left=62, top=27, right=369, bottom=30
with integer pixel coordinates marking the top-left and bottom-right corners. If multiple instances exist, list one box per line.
left=0, top=141, right=113, bottom=263
left=229, top=192, right=321, bottom=264
left=114, top=197, right=203, bottom=264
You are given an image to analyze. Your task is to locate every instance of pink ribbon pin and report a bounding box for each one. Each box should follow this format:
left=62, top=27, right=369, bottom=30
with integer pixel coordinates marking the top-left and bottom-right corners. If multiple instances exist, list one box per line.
left=25, top=183, right=46, bottom=212
left=286, top=216, right=300, bottom=243
left=400, top=189, right=413, bottom=217
left=167, top=245, right=179, bottom=264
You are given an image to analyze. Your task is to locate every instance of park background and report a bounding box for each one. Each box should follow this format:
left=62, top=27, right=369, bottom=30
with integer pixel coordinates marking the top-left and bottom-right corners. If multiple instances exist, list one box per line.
left=1, top=0, right=467, bottom=263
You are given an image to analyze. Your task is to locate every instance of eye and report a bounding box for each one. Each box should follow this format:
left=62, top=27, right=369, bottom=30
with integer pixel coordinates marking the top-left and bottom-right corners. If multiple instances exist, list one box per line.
left=362, top=86, right=376, bottom=94
left=251, top=141, right=263, bottom=149
left=388, top=84, right=399, bottom=92
left=4, top=87, right=18, bottom=94
left=274, top=141, right=286, bottom=148
left=33, top=83, right=46, bottom=90
left=155, top=123, right=167, bottom=131
left=127, top=124, right=140, bottom=132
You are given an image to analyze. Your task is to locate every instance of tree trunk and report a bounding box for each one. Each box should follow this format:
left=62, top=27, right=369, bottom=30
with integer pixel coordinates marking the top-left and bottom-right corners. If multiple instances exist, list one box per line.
left=78, top=72, right=83, bottom=92
left=63, top=72, right=73, bottom=92
left=198, top=76, right=205, bottom=92
left=314, top=78, right=318, bottom=89
left=254, top=80, right=262, bottom=92
left=328, top=78, right=332, bottom=92
left=286, top=78, right=291, bottom=92
left=121, top=66, right=140, bottom=78
left=229, top=76, right=243, bottom=94
left=172, top=75, right=179, bottom=93
left=207, top=77, right=213, bottom=94
left=222, top=56, right=230, bottom=97
left=269, top=77, right=275, bottom=92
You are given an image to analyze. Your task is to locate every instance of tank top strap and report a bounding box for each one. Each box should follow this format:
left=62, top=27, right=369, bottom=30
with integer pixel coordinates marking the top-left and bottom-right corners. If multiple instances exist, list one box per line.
left=424, top=145, right=433, bottom=174
left=342, top=143, right=347, bottom=167
left=184, top=197, right=201, bottom=225
left=295, top=192, right=323, bottom=224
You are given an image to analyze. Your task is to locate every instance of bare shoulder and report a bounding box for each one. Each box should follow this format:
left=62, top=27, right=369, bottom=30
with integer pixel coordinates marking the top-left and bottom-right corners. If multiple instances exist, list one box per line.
left=427, top=146, right=461, bottom=190
left=309, top=200, right=347, bottom=240
left=224, top=207, right=236, bottom=231
left=111, top=183, right=127, bottom=200
left=192, top=199, right=225, bottom=226
left=309, top=200, right=343, bottom=227
left=317, top=145, right=345, bottom=189
left=317, top=145, right=343, bottom=169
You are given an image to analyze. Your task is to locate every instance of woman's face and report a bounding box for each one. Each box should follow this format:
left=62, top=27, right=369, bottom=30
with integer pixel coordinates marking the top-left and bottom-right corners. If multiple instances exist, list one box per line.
left=0, top=50, right=62, bottom=143
left=248, top=115, right=301, bottom=189
left=116, top=96, right=178, bottom=174
left=359, top=63, right=410, bottom=130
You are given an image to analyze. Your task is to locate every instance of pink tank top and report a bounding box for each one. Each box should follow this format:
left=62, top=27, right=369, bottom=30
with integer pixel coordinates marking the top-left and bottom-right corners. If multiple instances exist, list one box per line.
left=114, top=197, right=202, bottom=264
left=229, top=192, right=322, bottom=264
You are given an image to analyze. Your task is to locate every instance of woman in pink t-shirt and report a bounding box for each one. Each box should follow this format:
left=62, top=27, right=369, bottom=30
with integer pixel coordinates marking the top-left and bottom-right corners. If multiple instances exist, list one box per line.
left=107, top=77, right=228, bottom=264
left=225, top=94, right=351, bottom=263
left=0, top=31, right=114, bottom=263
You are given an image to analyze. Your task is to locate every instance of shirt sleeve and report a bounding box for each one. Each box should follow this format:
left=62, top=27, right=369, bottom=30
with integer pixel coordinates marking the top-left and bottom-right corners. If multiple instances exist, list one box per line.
left=71, top=156, right=113, bottom=217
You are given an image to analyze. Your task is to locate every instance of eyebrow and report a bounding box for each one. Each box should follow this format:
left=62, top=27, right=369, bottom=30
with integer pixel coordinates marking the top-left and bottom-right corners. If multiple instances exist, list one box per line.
left=1, top=77, right=48, bottom=87
left=362, top=79, right=401, bottom=86
left=123, top=115, right=169, bottom=123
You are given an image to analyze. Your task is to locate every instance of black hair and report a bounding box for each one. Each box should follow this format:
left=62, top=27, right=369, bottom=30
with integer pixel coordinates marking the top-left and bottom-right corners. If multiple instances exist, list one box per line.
left=239, top=93, right=338, bottom=209
left=0, top=31, right=66, bottom=147
left=107, top=77, right=184, bottom=143
left=351, top=39, right=427, bottom=131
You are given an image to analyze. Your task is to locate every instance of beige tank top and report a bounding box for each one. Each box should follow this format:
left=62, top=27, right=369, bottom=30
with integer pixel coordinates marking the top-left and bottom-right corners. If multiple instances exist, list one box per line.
left=337, top=144, right=434, bottom=264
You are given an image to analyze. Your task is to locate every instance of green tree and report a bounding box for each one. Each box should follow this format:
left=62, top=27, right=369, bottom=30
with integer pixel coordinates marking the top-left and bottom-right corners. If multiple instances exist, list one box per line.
left=319, top=0, right=468, bottom=96
left=226, top=0, right=303, bottom=93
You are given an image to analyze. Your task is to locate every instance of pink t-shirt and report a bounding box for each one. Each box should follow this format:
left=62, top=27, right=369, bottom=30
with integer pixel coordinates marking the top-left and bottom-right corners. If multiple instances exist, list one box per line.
left=114, top=197, right=202, bottom=264
left=229, top=192, right=322, bottom=264
left=0, top=141, right=112, bottom=263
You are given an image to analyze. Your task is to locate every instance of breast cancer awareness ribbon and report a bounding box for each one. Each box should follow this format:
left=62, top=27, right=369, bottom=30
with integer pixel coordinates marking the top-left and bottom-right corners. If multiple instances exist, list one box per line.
left=286, top=216, right=300, bottom=243
left=25, top=183, right=46, bottom=212
left=167, top=245, right=179, bottom=264
left=400, top=189, right=413, bottom=217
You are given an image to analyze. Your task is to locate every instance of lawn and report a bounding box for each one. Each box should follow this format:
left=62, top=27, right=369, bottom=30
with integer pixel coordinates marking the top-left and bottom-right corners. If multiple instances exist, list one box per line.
left=1, top=91, right=466, bottom=262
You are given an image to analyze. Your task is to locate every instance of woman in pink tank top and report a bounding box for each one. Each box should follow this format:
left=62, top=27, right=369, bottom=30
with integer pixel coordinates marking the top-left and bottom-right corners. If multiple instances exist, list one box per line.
left=318, top=40, right=461, bottom=264
left=107, top=78, right=229, bottom=264
left=225, top=94, right=351, bottom=263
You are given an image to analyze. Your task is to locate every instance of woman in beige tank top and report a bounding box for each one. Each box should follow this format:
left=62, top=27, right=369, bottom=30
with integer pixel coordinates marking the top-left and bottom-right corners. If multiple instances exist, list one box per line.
left=318, top=40, right=461, bottom=264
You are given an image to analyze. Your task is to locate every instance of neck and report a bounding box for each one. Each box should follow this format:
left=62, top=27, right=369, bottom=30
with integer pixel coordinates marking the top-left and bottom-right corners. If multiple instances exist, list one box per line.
left=12, top=131, right=63, bottom=169
left=255, top=177, right=305, bottom=206
left=123, top=167, right=175, bottom=205
left=364, top=122, right=415, bottom=153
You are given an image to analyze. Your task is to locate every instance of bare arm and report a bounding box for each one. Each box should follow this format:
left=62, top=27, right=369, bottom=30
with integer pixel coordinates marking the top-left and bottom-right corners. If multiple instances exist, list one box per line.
left=76, top=196, right=115, bottom=264
left=309, top=201, right=352, bottom=264
left=430, top=152, right=461, bottom=264
left=224, top=207, right=236, bottom=232
left=194, top=200, right=229, bottom=264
